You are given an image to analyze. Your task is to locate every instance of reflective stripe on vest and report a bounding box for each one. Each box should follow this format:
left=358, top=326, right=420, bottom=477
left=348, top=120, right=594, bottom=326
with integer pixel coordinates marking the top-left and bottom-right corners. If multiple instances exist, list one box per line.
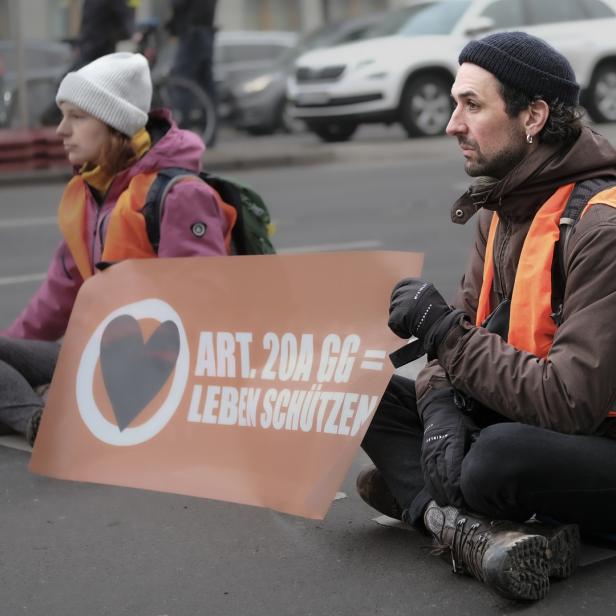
left=477, top=183, right=616, bottom=416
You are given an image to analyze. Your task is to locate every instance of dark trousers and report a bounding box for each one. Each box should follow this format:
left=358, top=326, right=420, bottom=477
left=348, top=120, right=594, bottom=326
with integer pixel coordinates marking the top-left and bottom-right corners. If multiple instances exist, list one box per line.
left=174, top=25, right=217, bottom=102
left=0, top=337, right=59, bottom=436
left=172, top=25, right=218, bottom=145
left=361, top=374, right=616, bottom=534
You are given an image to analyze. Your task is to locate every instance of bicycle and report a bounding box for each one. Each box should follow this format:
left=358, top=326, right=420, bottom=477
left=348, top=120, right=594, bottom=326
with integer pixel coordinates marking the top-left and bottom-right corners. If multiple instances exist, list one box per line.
left=135, top=19, right=217, bottom=147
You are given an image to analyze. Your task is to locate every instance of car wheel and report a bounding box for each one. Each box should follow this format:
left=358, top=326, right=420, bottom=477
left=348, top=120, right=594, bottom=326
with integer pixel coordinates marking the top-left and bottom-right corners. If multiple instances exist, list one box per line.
left=586, top=62, right=616, bottom=123
left=399, top=73, right=453, bottom=137
left=306, top=120, right=358, bottom=142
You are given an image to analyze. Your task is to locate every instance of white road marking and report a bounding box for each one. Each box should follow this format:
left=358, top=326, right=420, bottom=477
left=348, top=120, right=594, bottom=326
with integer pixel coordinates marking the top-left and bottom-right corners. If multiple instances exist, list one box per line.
left=278, top=240, right=382, bottom=254
left=0, top=216, right=56, bottom=228
left=0, top=240, right=383, bottom=286
left=0, top=273, right=45, bottom=286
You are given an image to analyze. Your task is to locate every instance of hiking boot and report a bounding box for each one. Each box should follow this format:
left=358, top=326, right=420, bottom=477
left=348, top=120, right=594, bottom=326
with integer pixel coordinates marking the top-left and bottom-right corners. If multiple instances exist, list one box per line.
left=356, top=466, right=403, bottom=520
left=424, top=501, right=550, bottom=601
left=25, top=408, right=43, bottom=448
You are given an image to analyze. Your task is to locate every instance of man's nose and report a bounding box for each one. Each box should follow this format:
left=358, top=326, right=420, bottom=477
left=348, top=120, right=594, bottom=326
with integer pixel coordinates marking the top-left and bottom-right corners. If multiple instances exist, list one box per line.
left=446, top=107, right=463, bottom=136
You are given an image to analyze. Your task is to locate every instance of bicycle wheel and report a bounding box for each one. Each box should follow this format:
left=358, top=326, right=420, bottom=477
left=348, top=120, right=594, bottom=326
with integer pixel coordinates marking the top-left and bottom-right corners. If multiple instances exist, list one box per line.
left=155, top=75, right=218, bottom=147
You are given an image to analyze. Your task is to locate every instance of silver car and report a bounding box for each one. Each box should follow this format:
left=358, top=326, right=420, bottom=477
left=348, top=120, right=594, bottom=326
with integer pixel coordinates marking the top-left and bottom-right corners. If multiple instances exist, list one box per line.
left=289, top=0, right=616, bottom=142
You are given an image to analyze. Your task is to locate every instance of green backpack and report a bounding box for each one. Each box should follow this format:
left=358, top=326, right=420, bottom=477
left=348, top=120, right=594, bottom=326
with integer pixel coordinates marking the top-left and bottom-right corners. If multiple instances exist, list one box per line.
left=142, top=167, right=276, bottom=255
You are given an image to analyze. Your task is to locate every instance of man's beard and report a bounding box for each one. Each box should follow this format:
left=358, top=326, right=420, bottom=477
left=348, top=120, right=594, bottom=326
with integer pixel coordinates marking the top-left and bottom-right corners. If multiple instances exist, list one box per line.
left=462, top=130, right=528, bottom=179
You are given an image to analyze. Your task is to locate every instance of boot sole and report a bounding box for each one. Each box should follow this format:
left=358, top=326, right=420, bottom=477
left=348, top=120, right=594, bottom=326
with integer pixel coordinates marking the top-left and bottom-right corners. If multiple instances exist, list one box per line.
left=356, top=467, right=403, bottom=520
left=546, top=524, right=580, bottom=579
left=483, top=534, right=550, bottom=601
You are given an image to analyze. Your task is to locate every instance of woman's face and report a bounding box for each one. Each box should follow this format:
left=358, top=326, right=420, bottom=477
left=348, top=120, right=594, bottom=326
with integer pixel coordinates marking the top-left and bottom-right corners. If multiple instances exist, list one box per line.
left=56, top=102, right=111, bottom=167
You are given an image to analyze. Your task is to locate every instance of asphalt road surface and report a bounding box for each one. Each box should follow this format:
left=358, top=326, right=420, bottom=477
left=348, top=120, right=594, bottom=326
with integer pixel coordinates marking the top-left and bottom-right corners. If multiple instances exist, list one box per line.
left=1, top=125, right=616, bottom=615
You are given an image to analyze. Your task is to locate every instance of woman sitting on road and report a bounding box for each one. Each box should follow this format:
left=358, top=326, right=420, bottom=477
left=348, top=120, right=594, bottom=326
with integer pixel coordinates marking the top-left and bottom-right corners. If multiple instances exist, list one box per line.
left=0, top=52, right=234, bottom=446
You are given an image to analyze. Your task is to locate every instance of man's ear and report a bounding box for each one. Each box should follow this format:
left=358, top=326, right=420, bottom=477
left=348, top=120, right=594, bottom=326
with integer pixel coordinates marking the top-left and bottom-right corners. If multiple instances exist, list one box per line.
left=525, top=99, right=550, bottom=140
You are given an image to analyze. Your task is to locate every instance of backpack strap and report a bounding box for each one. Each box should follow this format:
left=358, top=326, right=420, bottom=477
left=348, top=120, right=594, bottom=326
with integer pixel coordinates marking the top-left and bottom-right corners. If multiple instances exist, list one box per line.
left=552, top=176, right=616, bottom=325
left=143, top=168, right=251, bottom=256
left=142, top=167, right=199, bottom=253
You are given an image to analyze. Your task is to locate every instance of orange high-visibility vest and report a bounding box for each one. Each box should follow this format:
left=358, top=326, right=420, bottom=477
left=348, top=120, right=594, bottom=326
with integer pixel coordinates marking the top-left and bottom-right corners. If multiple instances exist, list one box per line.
left=477, top=183, right=616, bottom=358
left=58, top=173, right=235, bottom=280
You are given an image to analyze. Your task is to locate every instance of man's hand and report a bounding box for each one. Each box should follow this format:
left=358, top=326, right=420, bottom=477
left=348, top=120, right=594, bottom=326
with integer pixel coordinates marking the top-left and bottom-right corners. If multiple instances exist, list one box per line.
left=418, top=388, right=479, bottom=508
left=388, top=278, right=451, bottom=339
left=388, top=278, right=466, bottom=359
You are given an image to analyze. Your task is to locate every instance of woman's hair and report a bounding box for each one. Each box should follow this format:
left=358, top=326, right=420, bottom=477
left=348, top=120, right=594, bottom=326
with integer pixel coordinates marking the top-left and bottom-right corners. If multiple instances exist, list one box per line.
left=499, top=82, right=583, bottom=146
left=98, top=127, right=139, bottom=175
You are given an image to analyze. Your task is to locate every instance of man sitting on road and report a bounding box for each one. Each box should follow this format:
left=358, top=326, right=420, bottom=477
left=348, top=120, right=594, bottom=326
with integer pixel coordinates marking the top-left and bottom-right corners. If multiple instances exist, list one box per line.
left=357, top=31, right=616, bottom=601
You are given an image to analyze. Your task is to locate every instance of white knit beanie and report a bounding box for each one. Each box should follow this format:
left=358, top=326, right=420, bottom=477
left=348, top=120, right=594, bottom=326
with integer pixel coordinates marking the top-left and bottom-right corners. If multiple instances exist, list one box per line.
left=56, top=52, right=152, bottom=136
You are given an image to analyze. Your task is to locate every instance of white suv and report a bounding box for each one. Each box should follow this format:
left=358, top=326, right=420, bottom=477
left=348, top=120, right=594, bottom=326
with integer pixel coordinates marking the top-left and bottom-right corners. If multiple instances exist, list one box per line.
left=288, top=0, right=616, bottom=142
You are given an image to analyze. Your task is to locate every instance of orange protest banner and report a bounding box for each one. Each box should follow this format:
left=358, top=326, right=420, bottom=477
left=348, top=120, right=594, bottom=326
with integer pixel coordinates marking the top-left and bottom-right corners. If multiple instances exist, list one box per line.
left=30, top=251, right=423, bottom=518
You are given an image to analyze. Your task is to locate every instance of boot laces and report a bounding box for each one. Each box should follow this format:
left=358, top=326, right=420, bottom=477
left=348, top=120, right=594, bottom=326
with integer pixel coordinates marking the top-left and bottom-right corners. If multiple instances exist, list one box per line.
left=453, top=518, right=490, bottom=579
left=425, top=507, right=508, bottom=580
left=426, top=517, right=496, bottom=579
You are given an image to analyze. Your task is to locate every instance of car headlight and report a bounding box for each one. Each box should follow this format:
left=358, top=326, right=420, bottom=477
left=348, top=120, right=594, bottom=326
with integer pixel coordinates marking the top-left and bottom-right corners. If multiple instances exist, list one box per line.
left=240, top=74, right=274, bottom=94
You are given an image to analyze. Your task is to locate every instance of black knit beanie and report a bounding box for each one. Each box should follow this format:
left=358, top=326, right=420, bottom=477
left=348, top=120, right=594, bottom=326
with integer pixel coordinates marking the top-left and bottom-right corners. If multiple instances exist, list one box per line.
left=459, top=31, right=579, bottom=107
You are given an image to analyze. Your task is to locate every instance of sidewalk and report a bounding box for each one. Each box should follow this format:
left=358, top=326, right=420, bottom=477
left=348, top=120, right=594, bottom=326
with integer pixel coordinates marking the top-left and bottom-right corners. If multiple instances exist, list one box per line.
left=0, top=128, right=336, bottom=186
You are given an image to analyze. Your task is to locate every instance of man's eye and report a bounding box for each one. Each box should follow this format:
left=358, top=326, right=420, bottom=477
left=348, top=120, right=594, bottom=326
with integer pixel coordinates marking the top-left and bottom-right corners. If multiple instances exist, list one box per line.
left=467, top=101, right=479, bottom=110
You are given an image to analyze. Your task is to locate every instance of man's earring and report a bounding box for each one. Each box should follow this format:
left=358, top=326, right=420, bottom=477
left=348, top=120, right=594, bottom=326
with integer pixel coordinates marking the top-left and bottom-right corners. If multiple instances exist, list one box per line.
left=526, top=133, right=533, bottom=144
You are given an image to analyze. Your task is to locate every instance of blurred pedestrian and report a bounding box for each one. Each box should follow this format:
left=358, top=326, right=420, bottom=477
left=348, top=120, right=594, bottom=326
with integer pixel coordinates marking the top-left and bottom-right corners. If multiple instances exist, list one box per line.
left=41, top=0, right=137, bottom=126
left=358, top=31, right=616, bottom=601
left=3, top=52, right=235, bottom=445
left=72, top=0, right=137, bottom=68
left=166, top=0, right=218, bottom=143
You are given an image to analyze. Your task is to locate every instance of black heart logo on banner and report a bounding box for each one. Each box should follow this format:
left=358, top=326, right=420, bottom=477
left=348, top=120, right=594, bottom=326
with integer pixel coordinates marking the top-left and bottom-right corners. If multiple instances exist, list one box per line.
left=99, top=315, right=180, bottom=431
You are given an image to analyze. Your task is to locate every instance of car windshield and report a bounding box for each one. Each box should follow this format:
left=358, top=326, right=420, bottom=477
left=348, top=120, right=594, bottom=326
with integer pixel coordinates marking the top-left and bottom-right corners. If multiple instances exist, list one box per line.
left=293, top=17, right=379, bottom=54
left=301, top=22, right=349, bottom=50
left=275, top=17, right=377, bottom=67
left=363, top=4, right=437, bottom=38
left=398, top=0, right=471, bottom=36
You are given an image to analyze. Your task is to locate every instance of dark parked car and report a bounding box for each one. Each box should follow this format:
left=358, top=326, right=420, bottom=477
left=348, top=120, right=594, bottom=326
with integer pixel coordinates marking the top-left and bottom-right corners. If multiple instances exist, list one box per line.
left=229, top=13, right=397, bottom=135
left=213, top=30, right=299, bottom=122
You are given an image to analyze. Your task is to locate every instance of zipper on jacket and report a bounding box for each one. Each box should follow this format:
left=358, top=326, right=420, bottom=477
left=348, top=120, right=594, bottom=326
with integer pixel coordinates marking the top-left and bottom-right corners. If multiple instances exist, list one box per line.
left=91, top=206, right=104, bottom=274
left=495, top=217, right=512, bottom=301
left=84, top=182, right=110, bottom=276
left=98, top=211, right=110, bottom=257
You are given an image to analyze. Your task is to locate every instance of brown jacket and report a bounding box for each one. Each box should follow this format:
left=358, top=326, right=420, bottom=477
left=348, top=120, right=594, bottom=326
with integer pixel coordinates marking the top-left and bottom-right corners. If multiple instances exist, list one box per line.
left=416, top=127, right=616, bottom=436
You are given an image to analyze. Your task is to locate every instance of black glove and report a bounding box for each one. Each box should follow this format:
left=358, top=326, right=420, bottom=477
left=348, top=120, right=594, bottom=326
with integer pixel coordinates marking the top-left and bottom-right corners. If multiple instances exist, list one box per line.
left=418, top=387, right=479, bottom=508
left=388, top=278, right=466, bottom=359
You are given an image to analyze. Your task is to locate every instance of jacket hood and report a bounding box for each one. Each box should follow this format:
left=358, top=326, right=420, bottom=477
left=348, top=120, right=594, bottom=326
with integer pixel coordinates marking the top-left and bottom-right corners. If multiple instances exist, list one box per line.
left=107, top=108, right=205, bottom=200
left=451, top=126, right=616, bottom=224
left=141, top=108, right=205, bottom=171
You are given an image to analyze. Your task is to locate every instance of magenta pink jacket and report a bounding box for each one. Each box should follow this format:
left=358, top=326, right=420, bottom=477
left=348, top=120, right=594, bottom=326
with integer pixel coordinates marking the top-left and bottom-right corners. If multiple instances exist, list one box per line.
left=5, top=109, right=229, bottom=341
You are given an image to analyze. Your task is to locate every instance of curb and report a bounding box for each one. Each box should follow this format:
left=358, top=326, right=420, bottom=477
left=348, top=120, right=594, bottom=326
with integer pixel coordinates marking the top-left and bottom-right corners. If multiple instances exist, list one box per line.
left=0, top=146, right=335, bottom=186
